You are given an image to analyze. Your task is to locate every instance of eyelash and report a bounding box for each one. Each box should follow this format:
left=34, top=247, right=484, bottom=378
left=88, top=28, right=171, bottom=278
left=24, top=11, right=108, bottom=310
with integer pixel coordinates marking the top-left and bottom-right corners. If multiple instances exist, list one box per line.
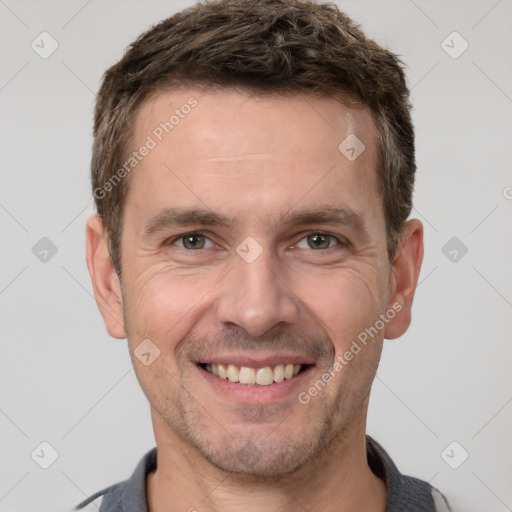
left=167, top=231, right=348, bottom=250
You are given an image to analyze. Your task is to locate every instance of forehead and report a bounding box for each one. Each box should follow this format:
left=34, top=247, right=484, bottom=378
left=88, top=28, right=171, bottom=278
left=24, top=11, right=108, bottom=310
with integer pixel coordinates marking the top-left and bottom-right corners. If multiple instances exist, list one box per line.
left=133, top=87, right=376, bottom=159
left=126, top=87, right=383, bottom=232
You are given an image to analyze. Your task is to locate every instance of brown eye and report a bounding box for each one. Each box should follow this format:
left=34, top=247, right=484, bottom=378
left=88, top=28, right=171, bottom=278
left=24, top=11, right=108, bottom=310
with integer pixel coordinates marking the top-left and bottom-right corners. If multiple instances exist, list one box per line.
left=175, top=233, right=210, bottom=249
left=296, top=232, right=341, bottom=250
left=307, top=233, right=331, bottom=249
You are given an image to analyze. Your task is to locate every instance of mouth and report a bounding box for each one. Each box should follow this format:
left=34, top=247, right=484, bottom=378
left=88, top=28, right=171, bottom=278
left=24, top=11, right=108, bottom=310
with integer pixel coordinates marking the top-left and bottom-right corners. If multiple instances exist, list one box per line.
left=198, top=362, right=310, bottom=386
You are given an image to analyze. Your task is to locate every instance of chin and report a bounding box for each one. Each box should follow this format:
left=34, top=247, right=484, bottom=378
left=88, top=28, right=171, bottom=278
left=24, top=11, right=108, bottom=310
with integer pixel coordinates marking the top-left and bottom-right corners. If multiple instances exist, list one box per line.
left=186, top=423, right=338, bottom=479
left=205, top=444, right=310, bottom=478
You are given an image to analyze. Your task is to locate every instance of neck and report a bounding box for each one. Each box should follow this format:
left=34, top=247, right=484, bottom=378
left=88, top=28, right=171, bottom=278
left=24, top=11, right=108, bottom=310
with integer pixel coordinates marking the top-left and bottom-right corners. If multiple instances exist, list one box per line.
left=147, top=408, right=387, bottom=512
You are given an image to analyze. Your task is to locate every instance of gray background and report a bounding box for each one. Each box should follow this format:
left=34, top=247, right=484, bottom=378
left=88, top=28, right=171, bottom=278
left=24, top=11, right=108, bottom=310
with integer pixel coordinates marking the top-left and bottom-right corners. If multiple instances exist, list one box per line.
left=1, top=0, right=511, bottom=510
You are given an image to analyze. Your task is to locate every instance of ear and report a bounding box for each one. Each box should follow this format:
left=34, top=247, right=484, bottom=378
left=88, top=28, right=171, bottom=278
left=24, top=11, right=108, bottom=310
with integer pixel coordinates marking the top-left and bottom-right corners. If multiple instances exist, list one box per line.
left=384, top=219, right=424, bottom=340
left=85, top=214, right=126, bottom=339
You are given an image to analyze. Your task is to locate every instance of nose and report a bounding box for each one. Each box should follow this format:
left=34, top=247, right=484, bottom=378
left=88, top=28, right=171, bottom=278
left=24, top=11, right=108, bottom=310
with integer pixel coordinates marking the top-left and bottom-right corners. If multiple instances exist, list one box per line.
left=215, top=249, right=299, bottom=337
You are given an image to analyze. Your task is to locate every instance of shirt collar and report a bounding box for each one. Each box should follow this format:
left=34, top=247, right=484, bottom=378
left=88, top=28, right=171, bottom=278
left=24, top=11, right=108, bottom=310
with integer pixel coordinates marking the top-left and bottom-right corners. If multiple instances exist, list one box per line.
left=109, top=435, right=419, bottom=512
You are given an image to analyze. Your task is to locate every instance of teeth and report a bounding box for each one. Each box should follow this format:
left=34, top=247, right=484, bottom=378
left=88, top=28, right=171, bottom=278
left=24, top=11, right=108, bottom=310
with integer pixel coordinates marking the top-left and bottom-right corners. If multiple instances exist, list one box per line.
left=239, top=366, right=256, bottom=384
left=217, top=364, right=227, bottom=379
left=273, top=364, right=285, bottom=383
left=255, top=366, right=274, bottom=385
left=284, top=363, right=294, bottom=379
left=226, top=364, right=239, bottom=383
left=204, top=363, right=304, bottom=385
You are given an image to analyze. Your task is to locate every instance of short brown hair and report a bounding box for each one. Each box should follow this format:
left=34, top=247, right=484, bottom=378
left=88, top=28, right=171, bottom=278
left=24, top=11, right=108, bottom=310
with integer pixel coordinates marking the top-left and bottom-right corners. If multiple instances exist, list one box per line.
left=91, top=0, right=415, bottom=276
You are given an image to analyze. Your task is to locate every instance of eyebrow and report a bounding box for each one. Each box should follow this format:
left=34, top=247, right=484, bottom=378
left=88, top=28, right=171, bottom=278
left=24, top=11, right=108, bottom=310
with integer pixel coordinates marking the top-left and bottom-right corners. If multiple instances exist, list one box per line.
left=279, top=206, right=366, bottom=233
left=143, top=208, right=233, bottom=237
left=143, top=205, right=368, bottom=238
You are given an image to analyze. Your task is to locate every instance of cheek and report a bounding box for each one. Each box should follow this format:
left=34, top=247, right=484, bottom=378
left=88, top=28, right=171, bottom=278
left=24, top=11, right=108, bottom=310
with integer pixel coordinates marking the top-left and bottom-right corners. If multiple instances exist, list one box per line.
left=122, top=272, right=210, bottom=405
left=123, top=267, right=220, bottom=346
left=122, top=246, right=390, bottom=355
left=292, top=267, right=387, bottom=345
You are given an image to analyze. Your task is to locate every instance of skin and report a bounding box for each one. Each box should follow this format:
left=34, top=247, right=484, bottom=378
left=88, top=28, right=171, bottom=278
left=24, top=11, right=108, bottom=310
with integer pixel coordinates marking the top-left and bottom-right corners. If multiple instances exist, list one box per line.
left=86, top=87, right=424, bottom=512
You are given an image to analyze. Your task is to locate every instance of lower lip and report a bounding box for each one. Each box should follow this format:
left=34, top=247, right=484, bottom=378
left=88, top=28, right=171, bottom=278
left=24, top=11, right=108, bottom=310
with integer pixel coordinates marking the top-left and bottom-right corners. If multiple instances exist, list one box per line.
left=197, top=365, right=314, bottom=404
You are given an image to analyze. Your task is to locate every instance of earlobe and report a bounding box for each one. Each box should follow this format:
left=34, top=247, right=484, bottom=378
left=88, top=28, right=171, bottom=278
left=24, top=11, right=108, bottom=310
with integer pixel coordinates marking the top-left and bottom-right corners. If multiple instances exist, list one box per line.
left=383, top=219, right=424, bottom=340
left=85, top=214, right=126, bottom=339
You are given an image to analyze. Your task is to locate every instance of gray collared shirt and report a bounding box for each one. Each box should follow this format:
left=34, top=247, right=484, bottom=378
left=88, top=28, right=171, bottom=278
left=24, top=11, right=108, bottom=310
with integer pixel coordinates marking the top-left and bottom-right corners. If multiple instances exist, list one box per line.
left=74, top=436, right=451, bottom=511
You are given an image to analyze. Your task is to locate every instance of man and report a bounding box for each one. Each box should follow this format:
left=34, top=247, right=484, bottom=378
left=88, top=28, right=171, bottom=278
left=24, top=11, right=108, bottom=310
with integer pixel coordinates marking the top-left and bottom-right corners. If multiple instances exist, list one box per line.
left=78, top=0, right=451, bottom=510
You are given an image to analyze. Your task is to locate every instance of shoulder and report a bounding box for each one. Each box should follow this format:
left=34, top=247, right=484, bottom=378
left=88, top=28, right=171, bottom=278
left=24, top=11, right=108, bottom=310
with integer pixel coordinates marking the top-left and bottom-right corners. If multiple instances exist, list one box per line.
left=366, top=436, right=452, bottom=512
left=72, top=482, right=124, bottom=511
left=72, top=447, right=157, bottom=512
left=431, top=487, right=452, bottom=512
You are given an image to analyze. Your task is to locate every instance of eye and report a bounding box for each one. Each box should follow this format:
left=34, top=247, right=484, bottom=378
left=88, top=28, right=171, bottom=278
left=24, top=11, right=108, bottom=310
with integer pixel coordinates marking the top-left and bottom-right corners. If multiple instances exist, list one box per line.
left=172, top=232, right=214, bottom=250
left=296, top=232, right=343, bottom=250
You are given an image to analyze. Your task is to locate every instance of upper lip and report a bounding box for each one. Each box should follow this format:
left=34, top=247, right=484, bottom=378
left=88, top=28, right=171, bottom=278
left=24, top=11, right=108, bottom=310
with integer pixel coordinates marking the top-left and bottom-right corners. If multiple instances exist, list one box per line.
left=197, top=353, right=314, bottom=367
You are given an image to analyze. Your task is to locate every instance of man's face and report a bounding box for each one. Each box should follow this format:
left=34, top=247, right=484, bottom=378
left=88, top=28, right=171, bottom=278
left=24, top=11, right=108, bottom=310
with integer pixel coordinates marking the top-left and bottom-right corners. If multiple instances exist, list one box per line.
left=114, top=89, right=395, bottom=476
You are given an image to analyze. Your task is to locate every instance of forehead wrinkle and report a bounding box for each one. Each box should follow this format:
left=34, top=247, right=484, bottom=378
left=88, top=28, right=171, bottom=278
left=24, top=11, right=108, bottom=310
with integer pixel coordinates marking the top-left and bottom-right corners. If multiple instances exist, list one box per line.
left=192, top=153, right=272, bottom=162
